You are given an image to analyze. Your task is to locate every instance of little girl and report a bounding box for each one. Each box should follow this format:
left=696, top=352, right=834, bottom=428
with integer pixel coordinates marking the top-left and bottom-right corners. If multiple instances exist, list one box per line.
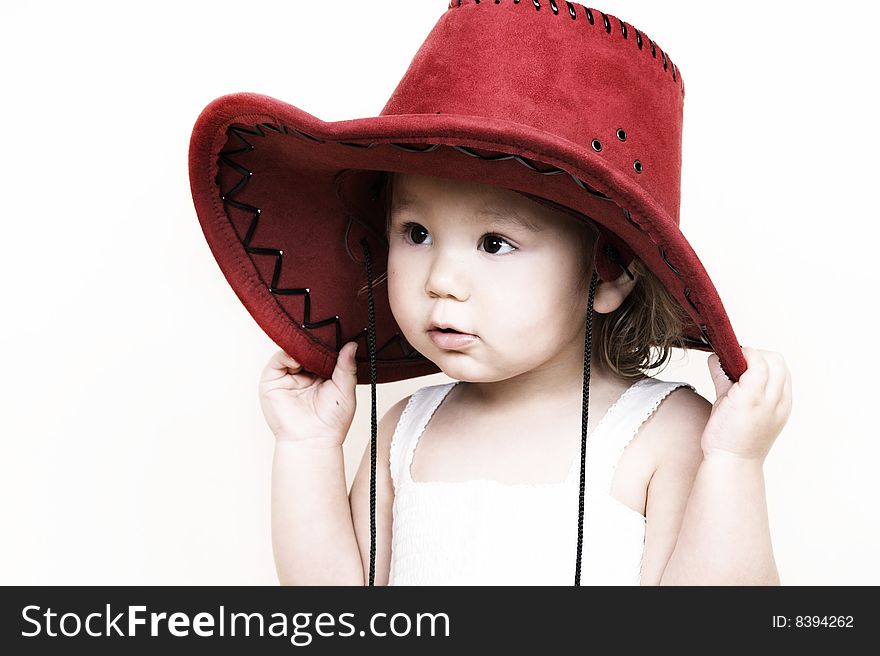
left=262, top=171, right=790, bottom=586
left=188, top=1, right=792, bottom=585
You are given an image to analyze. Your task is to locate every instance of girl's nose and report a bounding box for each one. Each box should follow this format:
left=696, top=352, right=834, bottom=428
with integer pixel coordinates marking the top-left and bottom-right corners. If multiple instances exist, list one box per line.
left=425, top=250, right=469, bottom=301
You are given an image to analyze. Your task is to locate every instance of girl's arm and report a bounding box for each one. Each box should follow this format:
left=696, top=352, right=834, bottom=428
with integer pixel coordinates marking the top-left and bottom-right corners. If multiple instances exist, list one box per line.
left=262, top=342, right=367, bottom=586
left=271, top=439, right=364, bottom=585
left=271, top=394, right=406, bottom=586
left=659, top=452, right=778, bottom=585
left=660, top=348, right=790, bottom=585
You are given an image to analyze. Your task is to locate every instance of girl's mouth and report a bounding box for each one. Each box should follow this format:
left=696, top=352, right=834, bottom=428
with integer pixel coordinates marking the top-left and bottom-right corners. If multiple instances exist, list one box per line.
left=428, top=322, right=474, bottom=335
left=428, top=329, right=479, bottom=350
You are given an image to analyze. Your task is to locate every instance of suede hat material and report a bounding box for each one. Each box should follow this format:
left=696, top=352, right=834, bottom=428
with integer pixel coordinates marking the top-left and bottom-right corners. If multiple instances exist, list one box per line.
left=189, top=0, right=746, bottom=386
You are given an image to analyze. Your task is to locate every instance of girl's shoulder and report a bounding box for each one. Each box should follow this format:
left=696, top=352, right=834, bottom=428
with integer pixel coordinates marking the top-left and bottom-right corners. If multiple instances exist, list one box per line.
left=379, top=381, right=457, bottom=440
left=637, top=378, right=712, bottom=463
left=633, top=381, right=713, bottom=585
left=378, top=382, right=454, bottom=447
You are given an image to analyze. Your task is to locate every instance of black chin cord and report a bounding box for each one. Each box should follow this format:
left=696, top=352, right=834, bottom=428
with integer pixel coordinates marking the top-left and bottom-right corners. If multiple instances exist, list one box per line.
left=361, top=239, right=378, bottom=587
left=575, top=269, right=600, bottom=586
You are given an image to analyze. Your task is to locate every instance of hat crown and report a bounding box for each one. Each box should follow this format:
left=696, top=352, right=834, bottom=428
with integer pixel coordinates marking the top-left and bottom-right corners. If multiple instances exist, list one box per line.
left=381, top=0, right=684, bottom=223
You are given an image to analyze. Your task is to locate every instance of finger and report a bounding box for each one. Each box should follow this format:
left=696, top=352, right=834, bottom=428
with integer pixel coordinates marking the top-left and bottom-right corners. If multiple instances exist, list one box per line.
left=764, top=351, right=787, bottom=403
left=271, top=350, right=302, bottom=372
left=739, top=346, right=768, bottom=397
left=780, top=366, right=792, bottom=413
left=329, top=341, right=359, bottom=398
left=707, top=352, right=733, bottom=398
left=264, top=350, right=314, bottom=388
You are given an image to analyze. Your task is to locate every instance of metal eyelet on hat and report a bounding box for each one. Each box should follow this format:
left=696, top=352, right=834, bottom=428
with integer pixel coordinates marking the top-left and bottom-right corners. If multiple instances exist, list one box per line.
left=591, top=139, right=602, bottom=152
left=601, top=12, right=611, bottom=33
left=549, top=0, right=559, bottom=15
left=635, top=31, right=642, bottom=49
left=633, top=160, right=643, bottom=173
left=617, top=128, right=627, bottom=142
left=566, top=1, right=576, bottom=19
left=620, top=19, right=627, bottom=39
left=584, top=7, right=594, bottom=24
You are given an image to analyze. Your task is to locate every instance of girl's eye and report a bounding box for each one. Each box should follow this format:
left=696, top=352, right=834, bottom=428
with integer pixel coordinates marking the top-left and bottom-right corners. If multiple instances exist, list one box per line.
left=481, top=234, right=515, bottom=255
left=405, top=222, right=431, bottom=246
left=398, top=222, right=516, bottom=255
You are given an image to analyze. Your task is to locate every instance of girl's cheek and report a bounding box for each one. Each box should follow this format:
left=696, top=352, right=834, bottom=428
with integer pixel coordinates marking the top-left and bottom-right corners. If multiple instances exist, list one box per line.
left=390, top=251, right=422, bottom=278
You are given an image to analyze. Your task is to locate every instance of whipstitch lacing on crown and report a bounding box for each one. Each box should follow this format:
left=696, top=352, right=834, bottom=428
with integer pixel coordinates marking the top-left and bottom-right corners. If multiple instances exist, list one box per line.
left=452, top=0, right=681, bottom=89
left=216, top=121, right=715, bottom=360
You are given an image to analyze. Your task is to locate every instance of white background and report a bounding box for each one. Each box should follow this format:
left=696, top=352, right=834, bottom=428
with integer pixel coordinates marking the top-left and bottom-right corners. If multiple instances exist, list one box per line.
left=1, top=0, right=877, bottom=585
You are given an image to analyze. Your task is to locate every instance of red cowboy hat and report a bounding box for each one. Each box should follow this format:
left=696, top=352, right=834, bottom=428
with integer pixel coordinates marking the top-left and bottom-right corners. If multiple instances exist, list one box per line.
left=189, top=0, right=746, bottom=585
left=189, top=1, right=746, bottom=385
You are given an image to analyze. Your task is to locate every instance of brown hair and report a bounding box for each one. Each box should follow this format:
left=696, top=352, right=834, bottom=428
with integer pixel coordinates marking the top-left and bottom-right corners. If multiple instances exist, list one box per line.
left=357, top=172, right=690, bottom=379
left=592, top=257, right=691, bottom=379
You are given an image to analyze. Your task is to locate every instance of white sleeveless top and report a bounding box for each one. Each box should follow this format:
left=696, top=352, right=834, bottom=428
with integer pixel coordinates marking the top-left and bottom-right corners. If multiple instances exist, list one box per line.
left=387, top=376, right=694, bottom=586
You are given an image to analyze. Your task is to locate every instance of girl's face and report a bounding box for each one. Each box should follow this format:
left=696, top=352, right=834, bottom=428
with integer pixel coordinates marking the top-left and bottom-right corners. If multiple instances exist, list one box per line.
left=387, top=172, right=597, bottom=383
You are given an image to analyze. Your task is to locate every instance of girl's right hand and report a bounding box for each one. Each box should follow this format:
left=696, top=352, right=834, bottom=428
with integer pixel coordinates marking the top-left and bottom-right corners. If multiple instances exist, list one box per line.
left=258, top=341, right=360, bottom=446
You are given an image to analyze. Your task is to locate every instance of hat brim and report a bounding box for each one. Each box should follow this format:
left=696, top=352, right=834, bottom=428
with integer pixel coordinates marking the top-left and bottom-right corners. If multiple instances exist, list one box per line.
left=189, top=92, right=746, bottom=383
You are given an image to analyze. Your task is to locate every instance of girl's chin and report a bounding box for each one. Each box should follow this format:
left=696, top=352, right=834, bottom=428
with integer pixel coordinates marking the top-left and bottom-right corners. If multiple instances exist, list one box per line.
left=428, top=357, right=511, bottom=384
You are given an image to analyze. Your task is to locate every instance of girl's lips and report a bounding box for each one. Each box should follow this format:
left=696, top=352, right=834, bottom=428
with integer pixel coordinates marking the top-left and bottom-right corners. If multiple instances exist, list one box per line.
left=428, top=329, right=479, bottom=350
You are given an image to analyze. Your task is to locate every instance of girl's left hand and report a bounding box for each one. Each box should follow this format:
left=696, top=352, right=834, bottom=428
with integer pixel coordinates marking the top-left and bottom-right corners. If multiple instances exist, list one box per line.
left=702, top=347, right=792, bottom=462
